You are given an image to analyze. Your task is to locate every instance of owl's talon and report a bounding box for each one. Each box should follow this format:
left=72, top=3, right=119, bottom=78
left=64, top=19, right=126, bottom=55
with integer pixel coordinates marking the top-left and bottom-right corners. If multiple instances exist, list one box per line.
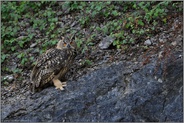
left=62, top=82, right=67, bottom=86
left=55, top=87, right=64, bottom=90
left=59, top=87, right=64, bottom=90
left=55, top=84, right=66, bottom=90
left=53, top=79, right=66, bottom=91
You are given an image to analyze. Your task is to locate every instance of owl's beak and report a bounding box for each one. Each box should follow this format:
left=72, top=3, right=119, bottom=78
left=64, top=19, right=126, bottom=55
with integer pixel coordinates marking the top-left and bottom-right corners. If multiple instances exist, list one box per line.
left=67, top=44, right=71, bottom=48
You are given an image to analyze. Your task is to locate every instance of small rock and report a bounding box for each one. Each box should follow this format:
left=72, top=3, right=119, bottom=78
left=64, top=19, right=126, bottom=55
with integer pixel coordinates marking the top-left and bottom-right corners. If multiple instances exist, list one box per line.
left=172, top=19, right=180, bottom=30
left=178, top=55, right=182, bottom=58
left=30, top=43, right=37, bottom=48
left=56, top=11, right=63, bottom=16
left=6, top=62, right=18, bottom=72
left=62, top=5, right=70, bottom=14
left=159, top=38, right=164, bottom=43
left=176, top=35, right=182, bottom=43
left=158, top=78, right=163, bottom=83
left=17, top=36, right=26, bottom=40
left=159, top=35, right=167, bottom=43
left=31, top=48, right=40, bottom=54
left=158, top=51, right=163, bottom=58
left=171, top=41, right=177, bottom=46
left=25, top=23, right=30, bottom=27
left=19, top=32, right=27, bottom=36
left=57, top=22, right=64, bottom=28
left=4, top=75, right=14, bottom=82
left=151, top=38, right=157, bottom=45
left=98, top=36, right=114, bottom=49
left=144, top=39, right=152, bottom=46
left=71, top=21, right=78, bottom=27
left=165, top=9, right=169, bottom=13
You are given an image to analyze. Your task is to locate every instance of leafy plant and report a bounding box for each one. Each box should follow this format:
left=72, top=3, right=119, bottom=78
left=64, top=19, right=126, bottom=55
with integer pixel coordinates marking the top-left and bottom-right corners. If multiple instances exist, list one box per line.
left=1, top=53, right=9, bottom=64
left=1, top=1, right=182, bottom=77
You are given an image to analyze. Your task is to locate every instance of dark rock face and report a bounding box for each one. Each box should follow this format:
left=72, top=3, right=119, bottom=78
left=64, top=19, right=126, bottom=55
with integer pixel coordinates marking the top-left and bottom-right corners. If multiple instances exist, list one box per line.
left=2, top=58, right=183, bottom=122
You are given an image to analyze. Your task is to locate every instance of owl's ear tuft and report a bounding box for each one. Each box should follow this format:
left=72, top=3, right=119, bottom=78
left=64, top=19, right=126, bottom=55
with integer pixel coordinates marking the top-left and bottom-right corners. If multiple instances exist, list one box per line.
left=56, top=40, right=64, bottom=49
left=70, top=33, right=76, bottom=41
left=61, top=36, right=64, bottom=40
left=61, top=37, right=65, bottom=42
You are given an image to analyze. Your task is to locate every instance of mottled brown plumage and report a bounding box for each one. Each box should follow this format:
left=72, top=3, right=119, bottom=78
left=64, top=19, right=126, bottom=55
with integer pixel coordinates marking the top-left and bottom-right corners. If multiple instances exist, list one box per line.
left=30, top=37, right=77, bottom=93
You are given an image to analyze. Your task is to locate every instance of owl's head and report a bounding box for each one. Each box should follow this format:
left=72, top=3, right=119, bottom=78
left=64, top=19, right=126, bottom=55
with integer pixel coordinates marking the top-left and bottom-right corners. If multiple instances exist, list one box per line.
left=57, top=36, right=77, bottom=49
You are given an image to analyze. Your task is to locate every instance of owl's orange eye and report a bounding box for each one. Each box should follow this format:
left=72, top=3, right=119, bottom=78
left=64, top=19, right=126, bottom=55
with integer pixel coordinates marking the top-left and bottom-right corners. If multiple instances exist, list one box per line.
left=63, top=43, right=67, bottom=47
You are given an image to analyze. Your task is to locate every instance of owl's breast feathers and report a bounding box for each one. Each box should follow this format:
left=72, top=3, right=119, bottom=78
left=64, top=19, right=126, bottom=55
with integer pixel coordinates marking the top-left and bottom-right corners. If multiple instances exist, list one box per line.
left=30, top=48, right=75, bottom=91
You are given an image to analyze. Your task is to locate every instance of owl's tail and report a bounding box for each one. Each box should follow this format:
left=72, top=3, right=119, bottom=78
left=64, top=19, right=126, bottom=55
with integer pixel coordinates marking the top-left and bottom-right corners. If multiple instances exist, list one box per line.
left=30, top=69, right=36, bottom=94
left=29, top=80, right=36, bottom=94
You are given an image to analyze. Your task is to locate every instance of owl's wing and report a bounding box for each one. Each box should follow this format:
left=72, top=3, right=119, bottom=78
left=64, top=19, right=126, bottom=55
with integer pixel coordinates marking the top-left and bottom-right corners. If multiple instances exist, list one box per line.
left=30, top=48, right=68, bottom=89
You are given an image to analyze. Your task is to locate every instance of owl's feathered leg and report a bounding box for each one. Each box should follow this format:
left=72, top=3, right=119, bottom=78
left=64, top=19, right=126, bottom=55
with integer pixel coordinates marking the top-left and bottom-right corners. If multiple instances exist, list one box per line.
left=52, top=79, right=66, bottom=90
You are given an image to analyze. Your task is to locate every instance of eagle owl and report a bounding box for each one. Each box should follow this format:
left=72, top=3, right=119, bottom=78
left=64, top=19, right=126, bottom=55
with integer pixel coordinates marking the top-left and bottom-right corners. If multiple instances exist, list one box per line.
left=30, top=37, right=77, bottom=93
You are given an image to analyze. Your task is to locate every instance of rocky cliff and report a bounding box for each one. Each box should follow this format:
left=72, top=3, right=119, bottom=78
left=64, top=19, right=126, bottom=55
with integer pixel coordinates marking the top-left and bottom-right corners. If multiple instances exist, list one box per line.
left=2, top=55, right=182, bottom=122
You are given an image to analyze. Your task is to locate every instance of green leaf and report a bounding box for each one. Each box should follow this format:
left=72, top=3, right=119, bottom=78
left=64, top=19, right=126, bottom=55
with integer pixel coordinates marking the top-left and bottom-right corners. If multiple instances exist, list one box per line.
left=114, top=22, right=118, bottom=27
left=123, top=39, right=127, bottom=44
left=112, top=10, right=119, bottom=16
left=18, top=41, right=24, bottom=48
left=51, top=34, right=55, bottom=38
left=13, top=68, right=22, bottom=74
left=162, top=18, right=167, bottom=23
left=85, top=59, right=92, bottom=65
left=125, top=23, right=131, bottom=28
left=133, top=4, right=137, bottom=9
left=82, top=46, right=88, bottom=54
left=47, top=11, right=52, bottom=16
left=113, top=40, right=119, bottom=46
left=21, top=58, right=28, bottom=65
left=129, top=38, right=134, bottom=43
left=91, top=11, right=97, bottom=17
left=117, top=45, right=121, bottom=49
left=96, top=5, right=102, bottom=11
left=138, top=20, right=144, bottom=26
left=11, top=47, right=16, bottom=51
left=1, top=54, right=7, bottom=63
left=17, top=53, right=24, bottom=59
left=51, top=40, right=58, bottom=45
left=30, top=56, right=34, bottom=61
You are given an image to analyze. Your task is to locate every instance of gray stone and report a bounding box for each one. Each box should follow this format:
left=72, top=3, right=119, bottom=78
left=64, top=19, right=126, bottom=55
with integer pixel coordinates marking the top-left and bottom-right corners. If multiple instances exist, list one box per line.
left=70, top=21, right=78, bottom=27
left=159, top=34, right=167, bottom=43
left=144, top=39, right=152, bottom=46
left=1, top=56, right=183, bottom=122
left=171, top=41, right=177, bottom=46
left=30, top=43, right=37, bottom=48
left=17, top=36, right=26, bottom=40
left=19, top=32, right=27, bottom=36
left=31, top=48, right=40, bottom=54
left=98, top=36, right=114, bottom=49
left=175, top=35, right=183, bottom=44
left=157, top=78, right=163, bottom=83
left=3, top=75, right=14, bottom=82
left=25, top=23, right=30, bottom=27
left=56, top=11, right=63, bottom=16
